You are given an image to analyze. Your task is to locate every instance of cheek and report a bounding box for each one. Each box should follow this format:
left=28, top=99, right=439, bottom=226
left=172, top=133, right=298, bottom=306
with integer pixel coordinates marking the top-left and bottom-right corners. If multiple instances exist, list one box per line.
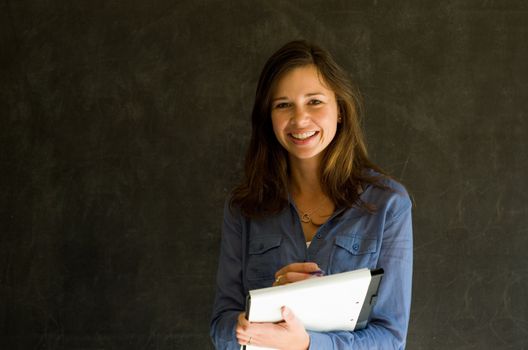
left=315, top=108, right=338, bottom=127
left=271, top=114, right=286, bottom=137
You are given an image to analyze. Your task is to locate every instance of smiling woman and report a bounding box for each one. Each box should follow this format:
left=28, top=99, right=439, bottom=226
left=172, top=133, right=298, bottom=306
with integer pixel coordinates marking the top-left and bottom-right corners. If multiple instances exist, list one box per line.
left=210, top=40, right=413, bottom=350
left=271, top=65, right=339, bottom=161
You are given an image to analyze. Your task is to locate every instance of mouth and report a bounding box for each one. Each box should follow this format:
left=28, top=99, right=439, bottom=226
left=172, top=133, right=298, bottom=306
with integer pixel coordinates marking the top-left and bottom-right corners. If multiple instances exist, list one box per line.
left=288, top=131, right=319, bottom=143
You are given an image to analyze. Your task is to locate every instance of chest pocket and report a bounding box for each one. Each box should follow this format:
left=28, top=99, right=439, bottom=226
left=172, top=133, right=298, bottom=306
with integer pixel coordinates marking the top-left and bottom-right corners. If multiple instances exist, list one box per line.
left=246, top=235, right=282, bottom=288
left=330, top=235, right=378, bottom=274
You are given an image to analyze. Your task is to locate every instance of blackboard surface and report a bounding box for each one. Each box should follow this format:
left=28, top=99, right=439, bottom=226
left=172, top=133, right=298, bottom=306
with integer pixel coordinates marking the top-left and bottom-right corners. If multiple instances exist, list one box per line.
left=1, top=1, right=527, bottom=349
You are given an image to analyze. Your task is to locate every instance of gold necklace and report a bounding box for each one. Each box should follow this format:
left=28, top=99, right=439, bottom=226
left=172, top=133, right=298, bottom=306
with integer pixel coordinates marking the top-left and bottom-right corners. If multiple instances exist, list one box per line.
left=297, top=199, right=325, bottom=225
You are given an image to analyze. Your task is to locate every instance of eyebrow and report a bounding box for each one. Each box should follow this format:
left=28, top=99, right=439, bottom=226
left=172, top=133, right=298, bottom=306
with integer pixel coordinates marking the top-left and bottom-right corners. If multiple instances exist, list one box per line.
left=272, top=92, right=326, bottom=102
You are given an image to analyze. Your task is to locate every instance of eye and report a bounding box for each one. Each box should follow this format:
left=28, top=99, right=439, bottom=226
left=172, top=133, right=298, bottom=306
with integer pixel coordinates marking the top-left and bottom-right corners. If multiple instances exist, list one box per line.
left=308, top=99, right=323, bottom=105
left=274, top=102, right=291, bottom=109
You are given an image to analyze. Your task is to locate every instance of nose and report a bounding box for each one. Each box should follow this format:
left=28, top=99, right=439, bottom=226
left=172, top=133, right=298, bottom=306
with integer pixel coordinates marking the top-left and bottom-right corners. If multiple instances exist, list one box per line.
left=290, top=105, right=309, bottom=126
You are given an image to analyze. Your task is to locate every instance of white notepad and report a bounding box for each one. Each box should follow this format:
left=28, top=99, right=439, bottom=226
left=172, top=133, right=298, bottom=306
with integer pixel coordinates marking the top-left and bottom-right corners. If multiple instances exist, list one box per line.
left=242, top=268, right=383, bottom=350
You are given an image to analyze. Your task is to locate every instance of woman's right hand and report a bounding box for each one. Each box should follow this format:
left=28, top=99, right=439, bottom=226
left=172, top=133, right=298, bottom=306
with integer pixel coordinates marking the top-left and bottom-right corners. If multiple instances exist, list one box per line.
left=273, top=262, right=322, bottom=286
left=236, top=309, right=310, bottom=350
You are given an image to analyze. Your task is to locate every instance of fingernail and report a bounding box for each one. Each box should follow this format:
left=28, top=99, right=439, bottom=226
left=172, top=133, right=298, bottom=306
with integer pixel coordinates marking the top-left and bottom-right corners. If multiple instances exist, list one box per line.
left=309, top=269, right=325, bottom=276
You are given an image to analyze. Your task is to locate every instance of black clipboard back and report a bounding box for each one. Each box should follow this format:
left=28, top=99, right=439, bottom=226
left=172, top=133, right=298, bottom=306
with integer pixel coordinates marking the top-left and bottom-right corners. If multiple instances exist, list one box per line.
left=354, top=268, right=384, bottom=330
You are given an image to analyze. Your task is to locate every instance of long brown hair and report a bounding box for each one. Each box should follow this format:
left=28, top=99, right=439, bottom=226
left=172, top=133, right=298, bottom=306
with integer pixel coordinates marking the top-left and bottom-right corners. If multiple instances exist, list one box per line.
left=231, top=40, right=389, bottom=218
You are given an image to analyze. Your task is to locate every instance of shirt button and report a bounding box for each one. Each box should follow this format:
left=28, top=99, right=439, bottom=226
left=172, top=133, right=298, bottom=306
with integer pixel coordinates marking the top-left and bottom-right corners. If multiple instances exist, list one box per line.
left=316, top=234, right=322, bottom=239
left=353, top=243, right=360, bottom=251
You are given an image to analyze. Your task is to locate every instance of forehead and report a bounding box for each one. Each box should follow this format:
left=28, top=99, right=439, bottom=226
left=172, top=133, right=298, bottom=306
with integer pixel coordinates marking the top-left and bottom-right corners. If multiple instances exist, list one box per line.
left=272, top=64, right=333, bottom=96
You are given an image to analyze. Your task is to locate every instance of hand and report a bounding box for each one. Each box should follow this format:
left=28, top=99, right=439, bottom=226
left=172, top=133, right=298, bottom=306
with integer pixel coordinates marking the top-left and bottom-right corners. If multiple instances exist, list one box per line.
left=273, top=262, right=322, bottom=286
left=236, top=307, right=310, bottom=350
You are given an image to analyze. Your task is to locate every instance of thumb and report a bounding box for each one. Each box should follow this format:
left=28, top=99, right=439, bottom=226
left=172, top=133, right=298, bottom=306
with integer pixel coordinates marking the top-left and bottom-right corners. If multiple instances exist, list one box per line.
left=282, top=306, right=299, bottom=326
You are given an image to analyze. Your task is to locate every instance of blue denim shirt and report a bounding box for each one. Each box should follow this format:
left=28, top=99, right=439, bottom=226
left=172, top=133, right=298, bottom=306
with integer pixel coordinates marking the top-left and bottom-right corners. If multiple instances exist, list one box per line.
left=210, top=177, right=413, bottom=349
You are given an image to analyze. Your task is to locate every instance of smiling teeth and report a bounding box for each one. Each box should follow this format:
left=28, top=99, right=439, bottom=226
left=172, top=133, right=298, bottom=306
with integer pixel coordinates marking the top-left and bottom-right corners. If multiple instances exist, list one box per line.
left=291, top=131, right=317, bottom=140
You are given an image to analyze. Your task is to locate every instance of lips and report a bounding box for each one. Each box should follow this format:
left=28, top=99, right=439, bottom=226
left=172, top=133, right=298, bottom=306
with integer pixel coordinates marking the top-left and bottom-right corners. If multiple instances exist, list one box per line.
left=291, top=131, right=317, bottom=140
left=288, top=131, right=319, bottom=144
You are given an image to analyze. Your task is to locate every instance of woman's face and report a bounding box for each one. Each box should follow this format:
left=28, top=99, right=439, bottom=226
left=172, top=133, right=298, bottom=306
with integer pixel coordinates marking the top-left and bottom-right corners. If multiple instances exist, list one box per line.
left=270, top=64, right=339, bottom=162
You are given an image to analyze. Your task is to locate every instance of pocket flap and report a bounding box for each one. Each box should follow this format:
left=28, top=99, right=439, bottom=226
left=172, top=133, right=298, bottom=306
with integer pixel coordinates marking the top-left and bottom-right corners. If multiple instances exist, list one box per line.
left=249, top=235, right=282, bottom=255
left=335, top=235, right=377, bottom=255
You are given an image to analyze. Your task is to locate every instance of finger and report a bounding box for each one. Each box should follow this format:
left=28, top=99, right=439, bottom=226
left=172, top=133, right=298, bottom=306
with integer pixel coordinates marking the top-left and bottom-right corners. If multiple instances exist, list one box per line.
left=236, top=322, right=277, bottom=346
left=236, top=324, right=249, bottom=340
left=274, top=262, right=320, bottom=278
left=237, top=333, right=262, bottom=347
left=238, top=323, right=281, bottom=347
left=273, top=271, right=314, bottom=286
left=274, top=262, right=319, bottom=277
left=281, top=306, right=299, bottom=326
left=236, top=322, right=254, bottom=344
left=237, top=312, right=250, bottom=329
left=236, top=332, right=251, bottom=346
left=239, top=312, right=249, bottom=323
left=273, top=272, right=288, bottom=286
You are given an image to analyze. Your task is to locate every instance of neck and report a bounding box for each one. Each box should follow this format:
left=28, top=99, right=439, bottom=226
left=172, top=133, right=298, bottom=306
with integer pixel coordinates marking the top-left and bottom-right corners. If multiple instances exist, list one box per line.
left=288, top=155, right=324, bottom=198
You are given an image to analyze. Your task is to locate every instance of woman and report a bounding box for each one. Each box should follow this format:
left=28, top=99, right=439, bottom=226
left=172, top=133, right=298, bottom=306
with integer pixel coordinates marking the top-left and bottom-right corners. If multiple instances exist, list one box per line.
left=210, top=40, right=413, bottom=349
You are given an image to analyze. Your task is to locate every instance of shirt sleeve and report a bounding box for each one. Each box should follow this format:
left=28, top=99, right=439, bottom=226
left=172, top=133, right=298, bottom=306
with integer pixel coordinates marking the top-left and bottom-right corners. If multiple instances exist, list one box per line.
left=210, top=199, right=246, bottom=350
left=308, top=191, right=413, bottom=349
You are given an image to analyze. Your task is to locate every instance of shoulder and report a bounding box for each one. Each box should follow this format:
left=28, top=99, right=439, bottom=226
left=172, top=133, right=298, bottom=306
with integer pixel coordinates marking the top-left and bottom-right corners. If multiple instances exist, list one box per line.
left=362, top=170, right=412, bottom=219
left=222, top=195, right=244, bottom=225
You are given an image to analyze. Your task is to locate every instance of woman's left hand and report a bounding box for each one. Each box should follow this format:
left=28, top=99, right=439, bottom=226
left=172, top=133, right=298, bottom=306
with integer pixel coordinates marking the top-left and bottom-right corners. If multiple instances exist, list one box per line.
left=273, top=262, right=321, bottom=286
left=236, top=306, right=310, bottom=350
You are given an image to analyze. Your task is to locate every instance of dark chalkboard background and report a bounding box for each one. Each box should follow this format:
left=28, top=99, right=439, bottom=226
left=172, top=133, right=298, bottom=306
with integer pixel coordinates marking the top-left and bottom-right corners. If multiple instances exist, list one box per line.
left=1, top=1, right=527, bottom=349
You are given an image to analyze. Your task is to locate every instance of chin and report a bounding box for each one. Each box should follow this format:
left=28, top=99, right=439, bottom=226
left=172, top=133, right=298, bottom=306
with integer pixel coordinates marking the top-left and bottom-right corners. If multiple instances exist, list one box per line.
left=290, top=151, right=323, bottom=161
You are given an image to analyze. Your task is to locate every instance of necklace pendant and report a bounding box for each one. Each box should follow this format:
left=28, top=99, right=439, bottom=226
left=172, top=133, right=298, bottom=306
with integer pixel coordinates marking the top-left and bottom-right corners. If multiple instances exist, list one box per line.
left=301, top=213, right=311, bottom=223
